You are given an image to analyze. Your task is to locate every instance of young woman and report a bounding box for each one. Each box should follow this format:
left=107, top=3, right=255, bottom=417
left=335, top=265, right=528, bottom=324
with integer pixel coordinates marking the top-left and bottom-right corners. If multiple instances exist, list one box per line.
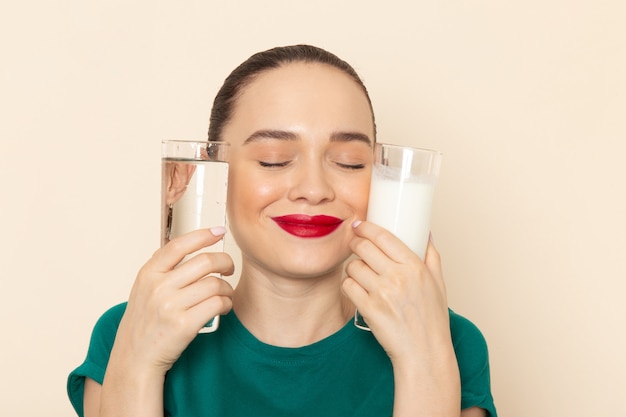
left=68, top=44, right=497, bottom=417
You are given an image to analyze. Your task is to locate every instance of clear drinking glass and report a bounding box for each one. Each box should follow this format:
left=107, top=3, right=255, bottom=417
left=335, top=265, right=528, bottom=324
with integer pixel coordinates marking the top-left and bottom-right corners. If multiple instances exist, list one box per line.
left=355, top=143, right=443, bottom=331
left=161, top=140, right=230, bottom=333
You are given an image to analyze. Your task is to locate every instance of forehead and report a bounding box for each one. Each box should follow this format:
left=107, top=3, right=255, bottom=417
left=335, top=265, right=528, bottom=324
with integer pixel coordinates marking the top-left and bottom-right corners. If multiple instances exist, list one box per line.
left=244, top=61, right=364, bottom=94
left=226, top=62, right=374, bottom=141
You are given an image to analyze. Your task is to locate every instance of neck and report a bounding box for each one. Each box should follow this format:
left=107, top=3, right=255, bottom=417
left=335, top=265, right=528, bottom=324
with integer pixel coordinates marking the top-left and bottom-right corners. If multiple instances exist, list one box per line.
left=232, top=262, right=354, bottom=347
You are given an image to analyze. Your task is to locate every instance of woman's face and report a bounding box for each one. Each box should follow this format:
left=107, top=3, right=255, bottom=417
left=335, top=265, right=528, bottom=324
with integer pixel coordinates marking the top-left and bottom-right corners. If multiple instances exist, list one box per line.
left=222, top=62, right=375, bottom=279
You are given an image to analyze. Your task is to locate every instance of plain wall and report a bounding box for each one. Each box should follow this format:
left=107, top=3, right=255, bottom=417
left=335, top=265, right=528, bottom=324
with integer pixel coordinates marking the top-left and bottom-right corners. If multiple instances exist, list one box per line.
left=1, top=1, right=625, bottom=416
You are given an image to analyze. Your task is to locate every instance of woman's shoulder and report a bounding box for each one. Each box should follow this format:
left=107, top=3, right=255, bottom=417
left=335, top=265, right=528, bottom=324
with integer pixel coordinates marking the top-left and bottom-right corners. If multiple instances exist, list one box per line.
left=448, top=308, right=490, bottom=360
left=94, top=302, right=127, bottom=328
left=449, top=308, right=487, bottom=339
left=448, top=308, right=493, bottom=381
left=87, top=302, right=128, bottom=348
left=448, top=309, right=497, bottom=415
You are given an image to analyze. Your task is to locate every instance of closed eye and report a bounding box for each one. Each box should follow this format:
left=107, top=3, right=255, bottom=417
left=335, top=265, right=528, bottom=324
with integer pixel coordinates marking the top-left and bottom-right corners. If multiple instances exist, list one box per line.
left=258, top=160, right=291, bottom=168
left=336, top=162, right=366, bottom=170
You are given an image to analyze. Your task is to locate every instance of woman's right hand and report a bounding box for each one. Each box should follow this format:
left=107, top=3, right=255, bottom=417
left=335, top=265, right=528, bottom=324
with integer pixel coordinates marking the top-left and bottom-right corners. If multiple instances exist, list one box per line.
left=114, top=227, right=235, bottom=376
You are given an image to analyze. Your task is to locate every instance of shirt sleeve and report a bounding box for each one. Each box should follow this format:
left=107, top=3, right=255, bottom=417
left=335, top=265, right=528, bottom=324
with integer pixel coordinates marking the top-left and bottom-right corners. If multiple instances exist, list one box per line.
left=449, top=309, right=498, bottom=417
left=67, top=302, right=128, bottom=417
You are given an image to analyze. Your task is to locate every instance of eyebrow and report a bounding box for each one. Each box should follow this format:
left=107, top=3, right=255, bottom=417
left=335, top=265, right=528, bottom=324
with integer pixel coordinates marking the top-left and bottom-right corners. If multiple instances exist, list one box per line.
left=244, top=130, right=298, bottom=144
left=329, top=131, right=372, bottom=146
left=244, top=129, right=372, bottom=146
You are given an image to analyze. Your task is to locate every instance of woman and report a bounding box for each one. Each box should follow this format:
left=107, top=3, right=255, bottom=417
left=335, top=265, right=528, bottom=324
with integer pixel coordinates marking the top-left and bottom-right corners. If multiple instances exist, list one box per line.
left=68, top=44, right=497, bottom=417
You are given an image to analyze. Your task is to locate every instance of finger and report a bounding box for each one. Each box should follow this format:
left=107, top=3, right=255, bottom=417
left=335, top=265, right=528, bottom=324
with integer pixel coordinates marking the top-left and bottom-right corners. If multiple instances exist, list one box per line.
left=344, top=257, right=379, bottom=292
left=150, top=227, right=227, bottom=272
left=341, top=276, right=369, bottom=313
left=187, top=294, right=234, bottom=331
left=352, top=220, right=415, bottom=264
left=423, top=235, right=446, bottom=295
left=348, top=236, right=392, bottom=275
left=174, top=275, right=235, bottom=310
left=170, top=251, right=234, bottom=289
left=424, top=235, right=441, bottom=275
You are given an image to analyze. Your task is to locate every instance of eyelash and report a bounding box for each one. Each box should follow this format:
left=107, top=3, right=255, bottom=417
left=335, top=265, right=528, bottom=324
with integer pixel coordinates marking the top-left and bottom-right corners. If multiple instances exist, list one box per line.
left=337, top=163, right=365, bottom=170
left=257, top=161, right=365, bottom=170
left=258, top=161, right=291, bottom=168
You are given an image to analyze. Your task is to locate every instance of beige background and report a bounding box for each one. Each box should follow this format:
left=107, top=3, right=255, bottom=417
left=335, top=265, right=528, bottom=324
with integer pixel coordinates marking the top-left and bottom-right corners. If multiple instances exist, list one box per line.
left=1, top=1, right=625, bottom=416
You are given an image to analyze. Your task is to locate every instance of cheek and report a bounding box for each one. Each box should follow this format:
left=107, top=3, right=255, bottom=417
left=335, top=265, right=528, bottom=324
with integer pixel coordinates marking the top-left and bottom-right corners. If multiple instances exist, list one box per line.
left=339, top=175, right=371, bottom=218
left=357, top=181, right=371, bottom=217
left=227, top=167, right=282, bottom=220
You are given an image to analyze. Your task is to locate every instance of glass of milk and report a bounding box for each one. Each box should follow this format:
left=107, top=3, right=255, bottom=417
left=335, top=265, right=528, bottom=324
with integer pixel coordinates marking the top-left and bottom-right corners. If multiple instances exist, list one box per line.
left=161, top=140, right=230, bottom=333
left=355, top=143, right=442, bottom=331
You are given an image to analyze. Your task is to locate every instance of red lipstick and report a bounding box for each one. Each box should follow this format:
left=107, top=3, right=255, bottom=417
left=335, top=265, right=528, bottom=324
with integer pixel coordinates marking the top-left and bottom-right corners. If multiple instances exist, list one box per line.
left=271, top=214, right=343, bottom=238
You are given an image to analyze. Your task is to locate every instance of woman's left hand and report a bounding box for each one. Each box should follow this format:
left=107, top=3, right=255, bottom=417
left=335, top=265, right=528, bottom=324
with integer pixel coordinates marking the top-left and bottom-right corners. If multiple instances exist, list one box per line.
left=343, top=221, right=461, bottom=417
left=342, top=220, right=453, bottom=365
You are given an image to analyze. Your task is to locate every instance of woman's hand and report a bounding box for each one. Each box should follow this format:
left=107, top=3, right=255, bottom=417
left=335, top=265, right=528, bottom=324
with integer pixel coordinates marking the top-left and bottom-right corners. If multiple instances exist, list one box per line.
left=94, top=228, right=234, bottom=417
left=342, top=221, right=460, bottom=416
left=343, top=220, right=451, bottom=359
left=114, top=227, right=235, bottom=376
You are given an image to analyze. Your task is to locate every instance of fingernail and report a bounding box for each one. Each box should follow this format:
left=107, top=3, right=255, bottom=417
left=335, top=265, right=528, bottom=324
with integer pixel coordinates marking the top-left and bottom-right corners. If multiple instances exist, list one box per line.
left=210, top=226, right=227, bottom=236
left=429, top=231, right=434, bottom=244
left=351, top=220, right=362, bottom=228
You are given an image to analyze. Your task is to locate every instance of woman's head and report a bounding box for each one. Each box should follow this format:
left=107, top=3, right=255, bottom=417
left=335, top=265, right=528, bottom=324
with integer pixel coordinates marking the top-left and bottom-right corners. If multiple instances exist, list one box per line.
left=212, top=45, right=376, bottom=279
left=208, top=44, right=376, bottom=142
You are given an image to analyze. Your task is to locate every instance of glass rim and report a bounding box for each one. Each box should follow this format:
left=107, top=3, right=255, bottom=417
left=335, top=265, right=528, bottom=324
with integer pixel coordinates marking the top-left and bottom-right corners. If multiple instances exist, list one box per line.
left=375, top=142, right=442, bottom=156
left=162, top=140, right=230, bottom=161
left=162, top=139, right=230, bottom=146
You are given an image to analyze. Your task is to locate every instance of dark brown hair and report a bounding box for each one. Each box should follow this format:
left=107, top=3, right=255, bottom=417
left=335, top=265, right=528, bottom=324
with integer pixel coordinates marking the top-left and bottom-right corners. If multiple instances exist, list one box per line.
left=208, top=44, right=376, bottom=141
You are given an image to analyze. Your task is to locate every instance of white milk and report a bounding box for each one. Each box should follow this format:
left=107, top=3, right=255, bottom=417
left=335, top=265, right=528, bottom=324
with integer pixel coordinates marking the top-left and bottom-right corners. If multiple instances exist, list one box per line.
left=366, top=176, right=435, bottom=259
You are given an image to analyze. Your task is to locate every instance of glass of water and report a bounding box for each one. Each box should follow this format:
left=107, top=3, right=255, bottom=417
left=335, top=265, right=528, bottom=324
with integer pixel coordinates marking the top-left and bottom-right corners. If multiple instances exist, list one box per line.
left=161, top=140, right=230, bottom=333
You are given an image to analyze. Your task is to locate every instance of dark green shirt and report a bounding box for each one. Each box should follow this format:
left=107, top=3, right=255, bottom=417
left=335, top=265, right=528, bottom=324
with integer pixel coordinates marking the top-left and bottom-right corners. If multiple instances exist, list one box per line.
left=68, top=303, right=497, bottom=416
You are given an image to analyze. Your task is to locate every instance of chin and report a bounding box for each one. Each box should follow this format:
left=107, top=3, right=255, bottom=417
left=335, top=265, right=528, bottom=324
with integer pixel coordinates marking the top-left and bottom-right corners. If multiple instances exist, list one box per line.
left=233, top=226, right=352, bottom=277
left=280, top=265, right=345, bottom=280
left=278, top=251, right=349, bottom=278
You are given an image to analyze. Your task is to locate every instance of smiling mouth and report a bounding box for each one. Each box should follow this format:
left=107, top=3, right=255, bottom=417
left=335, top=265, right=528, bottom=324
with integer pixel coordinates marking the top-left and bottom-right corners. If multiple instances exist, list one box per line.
left=271, top=214, right=344, bottom=238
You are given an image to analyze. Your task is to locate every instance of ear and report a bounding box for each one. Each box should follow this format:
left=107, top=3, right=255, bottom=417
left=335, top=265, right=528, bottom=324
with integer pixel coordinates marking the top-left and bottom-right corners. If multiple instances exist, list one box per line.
left=165, top=161, right=197, bottom=204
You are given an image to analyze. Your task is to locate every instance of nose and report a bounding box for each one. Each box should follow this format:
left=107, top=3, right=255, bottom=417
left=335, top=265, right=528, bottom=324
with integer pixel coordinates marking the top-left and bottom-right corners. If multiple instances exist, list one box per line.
left=287, top=158, right=335, bottom=205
